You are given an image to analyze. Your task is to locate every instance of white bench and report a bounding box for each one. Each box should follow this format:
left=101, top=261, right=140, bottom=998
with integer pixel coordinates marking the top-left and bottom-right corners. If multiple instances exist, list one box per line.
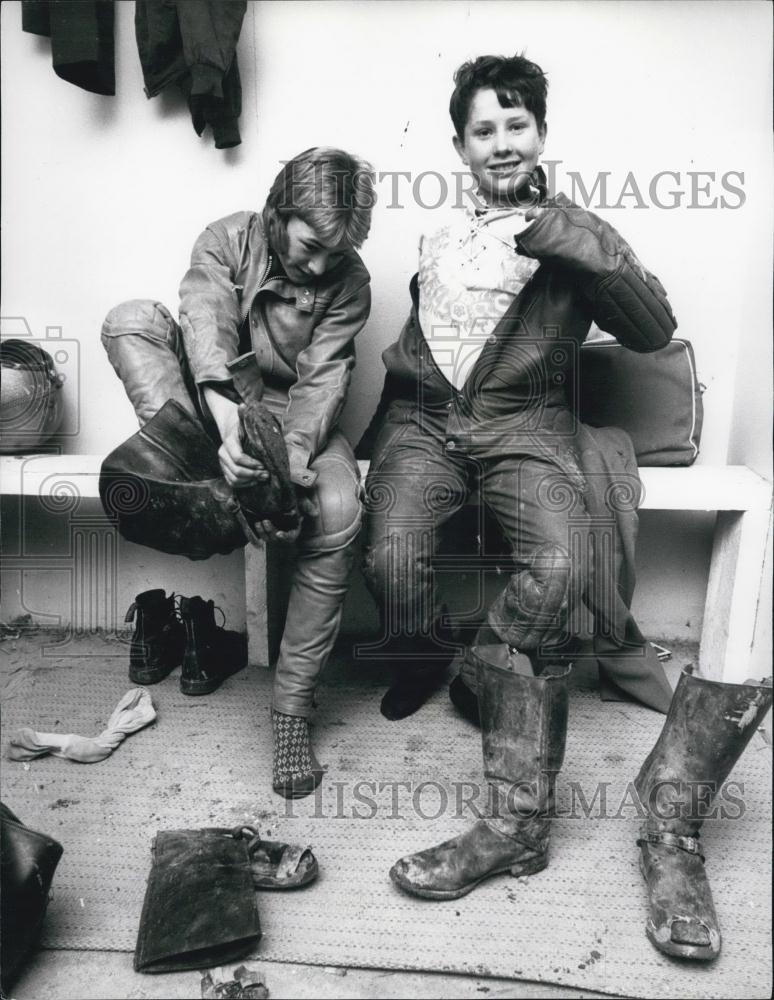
left=2, top=454, right=771, bottom=685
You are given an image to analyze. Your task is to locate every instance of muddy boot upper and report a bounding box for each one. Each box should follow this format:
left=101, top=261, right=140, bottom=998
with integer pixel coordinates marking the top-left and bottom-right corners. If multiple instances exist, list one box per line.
left=634, top=670, right=772, bottom=961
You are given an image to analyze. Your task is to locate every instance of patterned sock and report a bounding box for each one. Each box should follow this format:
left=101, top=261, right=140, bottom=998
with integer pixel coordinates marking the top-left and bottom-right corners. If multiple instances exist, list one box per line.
left=271, top=709, right=319, bottom=787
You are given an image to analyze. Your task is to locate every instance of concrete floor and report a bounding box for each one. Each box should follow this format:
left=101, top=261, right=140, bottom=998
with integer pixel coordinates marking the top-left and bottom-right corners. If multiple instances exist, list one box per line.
left=11, top=951, right=628, bottom=1000
left=2, top=628, right=699, bottom=1000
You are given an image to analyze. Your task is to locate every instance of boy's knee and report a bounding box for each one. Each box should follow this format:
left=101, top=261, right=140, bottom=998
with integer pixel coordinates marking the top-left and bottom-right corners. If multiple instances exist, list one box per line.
left=511, top=542, right=574, bottom=613
left=361, top=529, right=432, bottom=609
left=304, top=465, right=362, bottom=552
left=101, top=299, right=177, bottom=356
left=489, top=542, right=576, bottom=647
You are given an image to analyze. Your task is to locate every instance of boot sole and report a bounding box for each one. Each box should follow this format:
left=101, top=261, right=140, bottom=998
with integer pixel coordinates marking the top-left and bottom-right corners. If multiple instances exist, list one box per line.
left=639, top=854, right=720, bottom=962
left=645, top=921, right=720, bottom=962
left=180, top=661, right=246, bottom=696
left=272, top=771, right=325, bottom=799
left=390, top=854, right=547, bottom=901
left=180, top=677, right=221, bottom=696
left=129, top=666, right=177, bottom=685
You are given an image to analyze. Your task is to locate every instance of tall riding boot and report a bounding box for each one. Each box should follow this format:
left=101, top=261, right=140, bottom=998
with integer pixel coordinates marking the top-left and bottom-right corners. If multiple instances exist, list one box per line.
left=125, top=589, right=185, bottom=685
left=449, top=629, right=580, bottom=727
left=634, top=670, right=772, bottom=960
left=390, top=644, right=571, bottom=899
left=380, top=609, right=461, bottom=721
left=178, top=596, right=247, bottom=696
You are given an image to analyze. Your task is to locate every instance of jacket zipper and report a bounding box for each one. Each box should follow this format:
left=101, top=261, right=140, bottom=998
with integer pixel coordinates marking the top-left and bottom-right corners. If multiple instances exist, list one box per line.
left=259, top=252, right=274, bottom=288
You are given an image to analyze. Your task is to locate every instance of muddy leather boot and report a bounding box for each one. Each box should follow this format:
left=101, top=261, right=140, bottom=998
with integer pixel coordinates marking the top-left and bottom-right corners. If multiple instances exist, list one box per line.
left=380, top=611, right=461, bottom=721
left=390, top=644, right=571, bottom=899
left=178, top=596, right=247, bottom=696
left=450, top=634, right=581, bottom=728
left=134, top=827, right=261, bottom=972
left=126, top=589, right=185, bottom=685
left=634, top=670, right=772, bottom=961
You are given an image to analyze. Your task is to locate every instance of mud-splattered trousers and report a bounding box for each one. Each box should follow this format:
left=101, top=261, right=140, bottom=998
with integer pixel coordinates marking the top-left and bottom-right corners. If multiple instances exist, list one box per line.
left=362, top=197, right=678, bottom=713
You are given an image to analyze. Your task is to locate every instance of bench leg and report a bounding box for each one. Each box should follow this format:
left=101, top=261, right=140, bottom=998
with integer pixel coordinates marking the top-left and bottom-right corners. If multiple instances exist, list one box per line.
left=700, top=508, right=772, bottom=683
left=244, top=541, right=270, bottom=668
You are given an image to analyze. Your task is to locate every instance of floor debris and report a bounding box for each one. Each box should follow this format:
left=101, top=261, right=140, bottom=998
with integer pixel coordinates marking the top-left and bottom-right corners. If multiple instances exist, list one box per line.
left=201, top=963, right=269, bottom=999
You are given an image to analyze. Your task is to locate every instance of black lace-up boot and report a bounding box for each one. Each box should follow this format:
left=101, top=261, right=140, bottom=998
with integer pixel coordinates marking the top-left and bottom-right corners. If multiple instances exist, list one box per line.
left=178, top=596, right=247, bottom=695
left=125, top=589, right=185, bottom=685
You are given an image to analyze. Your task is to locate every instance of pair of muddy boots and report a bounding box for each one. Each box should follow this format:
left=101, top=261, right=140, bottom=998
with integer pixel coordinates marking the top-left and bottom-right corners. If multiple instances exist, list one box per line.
left=126, top=589, right=246, bottom=695
left=391, top=643, right=772, bottom=963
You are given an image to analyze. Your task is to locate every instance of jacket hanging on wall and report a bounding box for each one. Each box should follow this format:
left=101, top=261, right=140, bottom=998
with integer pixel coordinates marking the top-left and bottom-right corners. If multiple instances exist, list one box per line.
left=22, top=0, right=115, bottom=95
left=135, top=1, right=248, bottom=149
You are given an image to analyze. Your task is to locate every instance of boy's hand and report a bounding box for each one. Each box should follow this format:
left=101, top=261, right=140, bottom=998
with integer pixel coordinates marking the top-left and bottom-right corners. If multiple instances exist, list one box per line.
left=245, top=517, right=301, bottom=545
left=296, top=485, right=320, bottom=521
left=241, top=486, right=318, bottom=546
left=218, top=422, right=269, bottom=487
left=514, top=186, right=545, bottom=239
left=206, top=394, right=268, bottom=487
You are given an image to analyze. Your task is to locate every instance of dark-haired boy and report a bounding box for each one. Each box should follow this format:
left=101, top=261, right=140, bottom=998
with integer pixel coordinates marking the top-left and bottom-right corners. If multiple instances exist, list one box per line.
left=362, top=54, right=675, bottom=722
left=361, top=55, right=771, bottom=961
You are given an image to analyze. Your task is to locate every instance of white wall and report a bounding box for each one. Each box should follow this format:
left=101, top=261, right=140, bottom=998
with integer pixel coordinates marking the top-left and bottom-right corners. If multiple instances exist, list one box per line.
left=2, top=1, right=772, bottom=642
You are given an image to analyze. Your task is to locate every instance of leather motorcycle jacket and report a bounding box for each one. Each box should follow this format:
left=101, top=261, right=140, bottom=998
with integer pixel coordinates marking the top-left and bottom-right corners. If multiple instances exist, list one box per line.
left=377, top=194, right=677, bottom=458
left=178, top=211, right=371, bottom=486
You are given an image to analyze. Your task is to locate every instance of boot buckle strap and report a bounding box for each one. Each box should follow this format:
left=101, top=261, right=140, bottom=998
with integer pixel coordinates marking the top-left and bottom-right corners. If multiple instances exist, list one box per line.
left=638, top=831, right=704, bottom=859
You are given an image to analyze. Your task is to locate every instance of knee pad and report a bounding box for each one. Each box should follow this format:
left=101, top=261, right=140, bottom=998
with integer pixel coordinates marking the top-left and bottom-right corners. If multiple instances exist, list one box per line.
left=301, top=464, right=363, bottom=553
left=100, top=300, right=191, bottom=425
left=488, top=543, right=573, bottom=649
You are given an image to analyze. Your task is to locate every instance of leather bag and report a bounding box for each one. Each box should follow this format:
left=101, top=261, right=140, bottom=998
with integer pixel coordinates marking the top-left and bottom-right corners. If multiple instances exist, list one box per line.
left=576, top=337, right=704, bottom=466
left=0, top=803, right=64, bottom=991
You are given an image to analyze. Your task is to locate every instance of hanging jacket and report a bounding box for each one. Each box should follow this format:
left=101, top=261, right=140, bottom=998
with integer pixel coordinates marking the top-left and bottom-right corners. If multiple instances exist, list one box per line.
left=22, top=0, right=115, bottom=95
left=135, top=0, right=247, bottom=149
